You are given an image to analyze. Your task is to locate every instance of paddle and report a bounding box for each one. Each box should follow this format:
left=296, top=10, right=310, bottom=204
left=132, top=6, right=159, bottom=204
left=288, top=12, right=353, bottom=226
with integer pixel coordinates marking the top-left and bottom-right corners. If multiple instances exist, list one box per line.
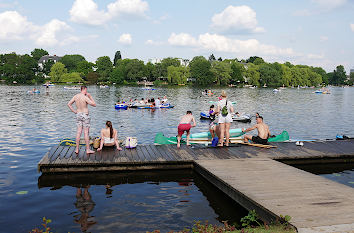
left=237, top=142, right=277, bottom=149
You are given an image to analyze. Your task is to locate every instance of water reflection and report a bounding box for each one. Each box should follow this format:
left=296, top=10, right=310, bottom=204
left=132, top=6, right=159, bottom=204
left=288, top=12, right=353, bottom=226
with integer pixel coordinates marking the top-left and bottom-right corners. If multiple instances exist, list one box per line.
left=74, top=186, right=97, bottom=232
left=38, top=170, right=247, bottom=232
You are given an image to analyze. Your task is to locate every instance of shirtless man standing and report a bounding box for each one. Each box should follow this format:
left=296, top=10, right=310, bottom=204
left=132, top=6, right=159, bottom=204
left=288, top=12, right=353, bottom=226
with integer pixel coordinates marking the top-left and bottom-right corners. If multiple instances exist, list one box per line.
left=177, top=111, right=196, bottom=148
left=242, top=115, right=270, bottom=144
left=68, top=86, right=96, bottom=154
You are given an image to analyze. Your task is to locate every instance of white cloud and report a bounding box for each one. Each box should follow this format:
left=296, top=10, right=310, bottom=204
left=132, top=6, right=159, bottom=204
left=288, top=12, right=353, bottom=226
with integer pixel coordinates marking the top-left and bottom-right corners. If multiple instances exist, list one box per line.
left=168, top=32, right=295, bottom=58
left=0, top=11, right=34, bottom=40
left=107, top=0, right=148, bottom=18
left=70, top=0, right=110, bottom=26
left=35, top=19, right=71, bottom=46
left=118, top=33, right=132, bottom=45
left=350, top=23, right=354, bottom=32
left=311, top=0, right=347, bottom=10
left=70, top=0, right=148, bottom=26
left=210, top=5, right=264, bottom=34
left=0, top=11, right=78, bottom=47
left=145, top=39, right=163, bottom=45
left=320, top=36, right=328, bottom=41
left=168, top=33, right=198, bottom=46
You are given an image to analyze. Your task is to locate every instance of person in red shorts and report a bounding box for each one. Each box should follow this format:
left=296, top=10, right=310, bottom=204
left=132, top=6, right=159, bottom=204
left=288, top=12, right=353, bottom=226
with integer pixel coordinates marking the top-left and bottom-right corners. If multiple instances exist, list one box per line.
left=177, top=111, right=196, bottom=148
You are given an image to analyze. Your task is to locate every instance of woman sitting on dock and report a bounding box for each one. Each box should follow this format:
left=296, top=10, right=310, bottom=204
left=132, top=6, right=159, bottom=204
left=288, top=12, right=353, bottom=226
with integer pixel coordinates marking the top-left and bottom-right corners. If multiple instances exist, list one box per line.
left=97, top=121, right=122, bottom=151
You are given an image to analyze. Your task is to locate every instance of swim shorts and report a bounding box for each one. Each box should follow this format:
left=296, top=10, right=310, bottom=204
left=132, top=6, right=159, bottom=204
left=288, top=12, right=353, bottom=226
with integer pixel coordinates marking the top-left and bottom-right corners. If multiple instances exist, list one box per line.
left=218, top=114, right=233, bottom=123
left=178, top=123, right=191, bottom=136
left=76, top=112, right=90, bottom=128
left=252, top=136, right=268, bottom=144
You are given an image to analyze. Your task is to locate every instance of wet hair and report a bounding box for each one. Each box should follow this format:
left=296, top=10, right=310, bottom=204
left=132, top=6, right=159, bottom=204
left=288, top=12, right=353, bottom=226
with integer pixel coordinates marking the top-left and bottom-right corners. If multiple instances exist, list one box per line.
left=210, top=105, right=214, bottom=109
left=81, top=86, right=87, bottom=91
left=106, top=121, right=113, bottom=138
left=186, top=111, right=192, bottom=114
left=257, top=115, right=263, bottom=120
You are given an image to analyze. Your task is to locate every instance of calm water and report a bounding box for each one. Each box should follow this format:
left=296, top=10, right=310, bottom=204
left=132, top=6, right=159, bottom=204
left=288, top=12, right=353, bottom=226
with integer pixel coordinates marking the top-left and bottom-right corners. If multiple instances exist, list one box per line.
left=0, top=85, right=354, bottom=232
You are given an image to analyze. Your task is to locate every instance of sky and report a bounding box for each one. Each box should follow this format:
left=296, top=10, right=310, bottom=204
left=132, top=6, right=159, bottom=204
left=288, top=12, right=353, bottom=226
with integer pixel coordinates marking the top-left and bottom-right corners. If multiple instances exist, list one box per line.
left=0, top=0, right=354, bottom=72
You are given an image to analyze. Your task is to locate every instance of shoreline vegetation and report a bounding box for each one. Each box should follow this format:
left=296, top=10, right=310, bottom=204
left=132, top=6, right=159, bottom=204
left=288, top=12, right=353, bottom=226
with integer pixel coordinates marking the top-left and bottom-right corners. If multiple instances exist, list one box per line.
left=31, top=211, right=296, bottom=233
left=1, top=49, right=353, bottom=87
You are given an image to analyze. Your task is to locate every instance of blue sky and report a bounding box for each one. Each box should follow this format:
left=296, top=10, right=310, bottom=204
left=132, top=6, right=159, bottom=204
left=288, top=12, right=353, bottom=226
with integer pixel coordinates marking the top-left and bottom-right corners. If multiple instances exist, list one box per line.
left=0, top=0, right=353, bottom=72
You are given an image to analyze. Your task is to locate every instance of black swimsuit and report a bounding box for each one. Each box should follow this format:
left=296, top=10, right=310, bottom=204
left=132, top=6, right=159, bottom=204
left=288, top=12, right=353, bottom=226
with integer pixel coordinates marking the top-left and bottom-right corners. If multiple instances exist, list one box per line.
left=252, top=136, right=268, bottom=144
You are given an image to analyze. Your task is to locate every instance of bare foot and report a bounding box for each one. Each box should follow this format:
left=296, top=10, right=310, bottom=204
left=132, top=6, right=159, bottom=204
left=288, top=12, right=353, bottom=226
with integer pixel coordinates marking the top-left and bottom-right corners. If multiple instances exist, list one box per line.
left=75, top=148, right=79, bottom=154
left=177, top=143, right=180, bottom=148
left=97, top=148, right=102, bottom=151
left=186, top=143, right=191, bottom=146
left=117, top=147, right=122, bottom=151
left=217, top=143, right=223, bottom=147
left=86, top=149, right=95, bottom=154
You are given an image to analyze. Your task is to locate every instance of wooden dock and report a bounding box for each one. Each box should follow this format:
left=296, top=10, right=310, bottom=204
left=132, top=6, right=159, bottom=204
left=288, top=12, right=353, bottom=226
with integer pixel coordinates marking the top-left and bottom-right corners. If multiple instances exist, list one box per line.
left=38, top=140, right=354, bottom=232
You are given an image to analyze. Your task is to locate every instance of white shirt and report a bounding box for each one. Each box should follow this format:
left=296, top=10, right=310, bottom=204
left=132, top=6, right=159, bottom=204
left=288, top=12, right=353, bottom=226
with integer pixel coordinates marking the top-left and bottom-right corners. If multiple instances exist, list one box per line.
left=155, top=98, right=161, bottom=107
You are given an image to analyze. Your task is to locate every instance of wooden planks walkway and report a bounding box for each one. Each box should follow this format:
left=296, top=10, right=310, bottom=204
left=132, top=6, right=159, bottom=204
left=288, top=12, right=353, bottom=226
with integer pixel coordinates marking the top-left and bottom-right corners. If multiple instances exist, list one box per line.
left=195, top=158, right=354, bottom=233
left=38, top=140, right=354, bottom=173
left=37, top=140, right=354, bottom=232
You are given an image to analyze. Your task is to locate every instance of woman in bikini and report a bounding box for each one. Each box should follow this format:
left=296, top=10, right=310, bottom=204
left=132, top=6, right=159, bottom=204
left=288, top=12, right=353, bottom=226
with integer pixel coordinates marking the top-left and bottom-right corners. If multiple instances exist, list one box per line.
left=97, top=121, right=122, bottom=151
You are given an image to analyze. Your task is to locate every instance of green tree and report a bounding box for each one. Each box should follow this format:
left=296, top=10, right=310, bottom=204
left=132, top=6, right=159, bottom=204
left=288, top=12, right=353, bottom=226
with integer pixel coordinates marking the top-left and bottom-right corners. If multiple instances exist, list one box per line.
left=160, top=57, right=180, bottom=77
left=125, top=59, right=145, bottom=82
left=348, top=72, right=354, bottom=85
left=211, top=61, right=231, bottom=85
left=17, top=54, right=38, bottom=83
left=189, top=56, right=214, bottom=85
left=87, top=72, right=99, bottom=84
left=230, top=61, right=246, bottom=85
left=50, top=62, right=67, bottom=82
left=246, top=56, right=264, bottom=64
left=280, top=64, right=291, bottom=86
left=110, top=67, right=125, bottom=84
left=113, top=51, right=122, bottom=67
left=96, top=56, right=113, bottom=81
left=145, top=62, right=156, bottom=81
left=31, top=48, right=49, bottom=61
left=208, top=54, right=216, bottom=63
left=76, top=60, right=94, bottom=77
left=167, top=66, right=189, bottom=84
left=60, top=54, right=86, bottom=72
left=60, top=72, right=83, bottom=83
left=258, top=63, right=282, bottom=87
left=329, top=65, right=347, bottom=85
left=311, top=67, right=327, bottom=84
left=245, top=63, right=260, bottom=86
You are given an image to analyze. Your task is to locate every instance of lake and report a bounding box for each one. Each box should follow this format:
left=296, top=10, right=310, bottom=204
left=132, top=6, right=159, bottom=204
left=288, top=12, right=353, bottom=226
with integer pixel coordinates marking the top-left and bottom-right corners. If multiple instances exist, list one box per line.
left=0, top=85, right=353, bottom=232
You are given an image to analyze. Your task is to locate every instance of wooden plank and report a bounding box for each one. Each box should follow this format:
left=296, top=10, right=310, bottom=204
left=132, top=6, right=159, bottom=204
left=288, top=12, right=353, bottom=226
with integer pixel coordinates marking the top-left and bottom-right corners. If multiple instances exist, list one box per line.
left=135, top=146, right=147, bottom=161
left=140, top=145, right=154, bottom=161
left=155, top=145, right=175, bottom=161
left=47, top=145, right=59, bottom=162
left=143, top=145, right=157, bottom=161
left=95, top=150, right=102, bottom=162
left=64, top=146, right=76, bottom=159
left=78, top=146, right=86, bottom=160
left=238, top=142, right=277, bottom=149
left=148, top=145, right=167, bottom=162
left=160, top=145, right=181, bottom=161
left=49, top=146, right=65, bottom=163
left=195, top=158, right=354, bottom=231
left=59, top=146, right=71, bottom=160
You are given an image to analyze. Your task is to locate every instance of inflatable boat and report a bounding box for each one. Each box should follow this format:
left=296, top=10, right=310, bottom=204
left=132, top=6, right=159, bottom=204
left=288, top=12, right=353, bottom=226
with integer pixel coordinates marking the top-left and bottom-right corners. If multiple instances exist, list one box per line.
left=200, top=112, right=252, bottom=123
left=115, top=104, right=128, bottom=110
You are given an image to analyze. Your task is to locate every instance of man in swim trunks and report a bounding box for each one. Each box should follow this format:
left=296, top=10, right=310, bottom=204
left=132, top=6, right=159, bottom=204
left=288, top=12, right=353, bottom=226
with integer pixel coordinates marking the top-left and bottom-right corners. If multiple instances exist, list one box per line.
left=242, top=115, right=270, bottom=144
left=68, top=86, right=96, bottom=154
left=177, top=111, right=196, bottom=148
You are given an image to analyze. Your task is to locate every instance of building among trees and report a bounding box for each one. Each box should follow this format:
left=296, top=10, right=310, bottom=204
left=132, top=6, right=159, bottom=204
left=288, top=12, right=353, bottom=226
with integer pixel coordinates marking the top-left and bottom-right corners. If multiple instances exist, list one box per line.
left=38, top=55, right=61, bottom=70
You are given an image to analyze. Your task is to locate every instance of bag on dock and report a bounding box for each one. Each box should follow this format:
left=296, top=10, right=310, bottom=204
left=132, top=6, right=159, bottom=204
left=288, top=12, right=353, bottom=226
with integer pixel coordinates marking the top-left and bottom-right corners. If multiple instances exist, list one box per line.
left=93, top=137, right=100, bottom=149
left=125, top=137, right=137, bottom=149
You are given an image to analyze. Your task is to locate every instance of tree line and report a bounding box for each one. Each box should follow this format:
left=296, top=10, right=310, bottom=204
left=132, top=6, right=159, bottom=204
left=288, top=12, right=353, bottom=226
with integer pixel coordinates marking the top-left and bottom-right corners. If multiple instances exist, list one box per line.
left=1, top=49, right=353, bottom=87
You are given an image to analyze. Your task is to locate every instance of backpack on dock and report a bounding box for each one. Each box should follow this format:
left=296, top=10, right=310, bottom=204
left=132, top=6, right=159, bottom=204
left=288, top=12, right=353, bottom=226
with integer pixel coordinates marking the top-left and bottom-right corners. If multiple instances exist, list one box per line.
left=125, top=137, right=137, bottom=149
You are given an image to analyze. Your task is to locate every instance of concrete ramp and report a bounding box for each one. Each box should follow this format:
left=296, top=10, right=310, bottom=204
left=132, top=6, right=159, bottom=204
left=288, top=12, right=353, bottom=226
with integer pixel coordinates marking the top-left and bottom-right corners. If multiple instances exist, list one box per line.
left=195, top=158, right=354, bottom=233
